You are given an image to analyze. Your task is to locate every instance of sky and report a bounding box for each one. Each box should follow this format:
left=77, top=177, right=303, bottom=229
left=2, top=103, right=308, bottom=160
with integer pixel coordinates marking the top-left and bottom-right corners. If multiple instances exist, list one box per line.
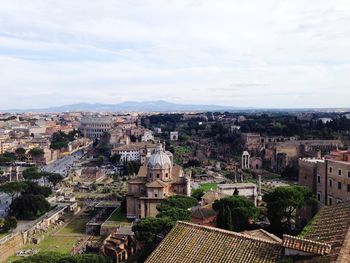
left=0, top=0, right=349, bottom=109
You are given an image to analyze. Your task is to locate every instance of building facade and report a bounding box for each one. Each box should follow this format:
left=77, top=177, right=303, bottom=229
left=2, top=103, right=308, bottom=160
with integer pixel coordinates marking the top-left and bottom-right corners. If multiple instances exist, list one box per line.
left=79, top=115, right=115, bottom=139
left=299, top=150, right=350, bottom=216
left=126, top=144, right=190, bottom=219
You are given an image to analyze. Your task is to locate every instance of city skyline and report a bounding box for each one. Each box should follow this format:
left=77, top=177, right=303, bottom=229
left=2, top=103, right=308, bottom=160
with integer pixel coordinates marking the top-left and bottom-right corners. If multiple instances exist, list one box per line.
left=0, top=0, right=350, bottom=109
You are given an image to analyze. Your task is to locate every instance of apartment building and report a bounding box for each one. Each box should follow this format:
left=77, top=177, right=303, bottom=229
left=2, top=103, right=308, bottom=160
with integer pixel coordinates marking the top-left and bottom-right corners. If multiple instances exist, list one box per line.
left=299, top=150, right=350, bottom=209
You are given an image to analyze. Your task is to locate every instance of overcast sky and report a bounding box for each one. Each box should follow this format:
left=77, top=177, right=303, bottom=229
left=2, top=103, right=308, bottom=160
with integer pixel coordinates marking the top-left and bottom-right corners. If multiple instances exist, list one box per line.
left=0, top=0, right=349, bottom=109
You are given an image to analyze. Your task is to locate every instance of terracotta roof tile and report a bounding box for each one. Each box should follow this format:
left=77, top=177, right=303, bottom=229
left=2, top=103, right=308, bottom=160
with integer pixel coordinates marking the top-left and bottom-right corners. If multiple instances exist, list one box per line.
left=145, top=221, right=283, bottom=263
left=282, top=235, right=331, bottom=255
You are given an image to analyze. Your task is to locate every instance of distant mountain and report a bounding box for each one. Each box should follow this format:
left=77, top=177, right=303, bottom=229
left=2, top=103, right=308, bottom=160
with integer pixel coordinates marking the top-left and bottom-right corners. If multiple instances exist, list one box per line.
left=2, top=100, right=250, bottom=113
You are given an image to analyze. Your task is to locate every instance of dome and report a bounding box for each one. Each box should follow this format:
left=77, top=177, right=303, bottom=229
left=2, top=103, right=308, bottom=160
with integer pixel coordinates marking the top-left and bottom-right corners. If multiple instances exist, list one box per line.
left=147, top=144, right=172, bottom=168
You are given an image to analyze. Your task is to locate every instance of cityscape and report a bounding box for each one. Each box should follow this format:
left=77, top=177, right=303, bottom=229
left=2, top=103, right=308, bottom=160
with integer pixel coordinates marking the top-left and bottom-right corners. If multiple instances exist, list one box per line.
left=1, top=1, right=350, bottom=263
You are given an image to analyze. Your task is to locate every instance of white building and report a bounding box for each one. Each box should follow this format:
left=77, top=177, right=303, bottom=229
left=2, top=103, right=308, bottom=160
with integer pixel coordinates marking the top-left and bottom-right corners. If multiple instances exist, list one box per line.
left=111, top=145, right=141, bottom=162
left=218, top=183, right=258, bottom=206
left=170, top=131, right=178, bottom=141
left=141, top=130, right=154, bottom=142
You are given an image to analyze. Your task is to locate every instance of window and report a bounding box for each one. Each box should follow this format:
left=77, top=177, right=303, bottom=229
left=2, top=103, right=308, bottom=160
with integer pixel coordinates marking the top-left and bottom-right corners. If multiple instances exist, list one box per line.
left=348, top=171, right=350, bottom=178
left=156, top=174, right=160, bottom=179
left=329, top=179, right=333, bottom=187
left=347, top=184, right=350, bottom=192
left=328, top=197, right=333, bottom=205
left=138, top=204, right=141, bottom=210
left=317, top=175, right=320, bottom=183
left=338, top=169, right=342, bottom=176
left=154, top=193, right=158, bottom=198
left=317, top=193, right=321, bottom=202
left=329, top=167, right=333, bottom=173
left=165, top=173, right=168, bottom=177
left=338, top=182, right=342, bottom=190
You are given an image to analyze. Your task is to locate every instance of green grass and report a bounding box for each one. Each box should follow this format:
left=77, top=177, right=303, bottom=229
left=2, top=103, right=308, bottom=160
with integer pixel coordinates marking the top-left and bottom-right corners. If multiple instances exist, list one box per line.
left=108, top=209, right=128, bottom=222
left=200, top=183, right=217, bottom=192
left=30, top=235, right=81, bottom=253
left=57, top=214, right=89, bottom=235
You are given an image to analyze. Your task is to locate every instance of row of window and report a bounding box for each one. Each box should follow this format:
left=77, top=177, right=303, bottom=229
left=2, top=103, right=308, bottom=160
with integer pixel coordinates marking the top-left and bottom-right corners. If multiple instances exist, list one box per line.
left=327, top=179, right=350, bottom=192
left=317, top=193, right=343, bottom=206
left=328, top=166, right=350, bottom=177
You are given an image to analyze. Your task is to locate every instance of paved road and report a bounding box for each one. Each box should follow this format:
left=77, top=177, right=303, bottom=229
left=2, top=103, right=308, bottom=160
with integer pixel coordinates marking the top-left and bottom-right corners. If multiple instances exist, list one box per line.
left=41, top=149, right=85, bottom=176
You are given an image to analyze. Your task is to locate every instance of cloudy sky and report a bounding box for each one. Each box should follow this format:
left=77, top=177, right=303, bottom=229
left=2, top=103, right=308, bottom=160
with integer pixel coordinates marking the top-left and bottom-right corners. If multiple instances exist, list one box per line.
left=0, top=0, right=349, bottom=109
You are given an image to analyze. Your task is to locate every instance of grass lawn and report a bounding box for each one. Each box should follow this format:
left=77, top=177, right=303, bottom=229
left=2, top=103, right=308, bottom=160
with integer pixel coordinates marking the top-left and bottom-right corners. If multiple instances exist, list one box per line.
left=57, top=214, right=89, bottom=235
left=30, top=235, right=81, bottom=253
left=108, top=209, right=128, bottom=222
left=200, top=183, right=217, bottom=192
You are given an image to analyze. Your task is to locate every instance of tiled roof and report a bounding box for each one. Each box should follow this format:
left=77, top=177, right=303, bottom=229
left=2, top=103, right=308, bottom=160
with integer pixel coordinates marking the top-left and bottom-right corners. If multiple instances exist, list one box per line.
left=128, top=176, right=147, bottom=184
left=282, top=235, right=331, bottom=255
left=201, top=190, right=228, bottom=204
left=190, top=204, right=217, bottom=220
left=145, top=221, right=283, bottom=263
left=301, top=201, right=350, bottom=262
left=243, top=229, right=282, bottom=243
left=145, top=179, right=168, bottom=188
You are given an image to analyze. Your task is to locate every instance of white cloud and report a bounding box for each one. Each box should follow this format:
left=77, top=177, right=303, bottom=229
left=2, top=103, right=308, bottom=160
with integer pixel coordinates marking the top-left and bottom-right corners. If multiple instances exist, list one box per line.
left=0, top=0, right=349, bottom=109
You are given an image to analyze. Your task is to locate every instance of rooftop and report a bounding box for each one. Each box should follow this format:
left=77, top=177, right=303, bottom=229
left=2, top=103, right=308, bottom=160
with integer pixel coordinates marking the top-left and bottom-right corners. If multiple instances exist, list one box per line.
left=145, top=221, right=283, bottom=263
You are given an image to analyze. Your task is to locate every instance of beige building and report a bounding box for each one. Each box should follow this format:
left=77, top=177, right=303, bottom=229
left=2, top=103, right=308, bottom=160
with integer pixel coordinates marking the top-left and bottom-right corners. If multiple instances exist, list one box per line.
left=126, top=144, right=190, bottom=219
left=299, top=150, right=350, bottom=210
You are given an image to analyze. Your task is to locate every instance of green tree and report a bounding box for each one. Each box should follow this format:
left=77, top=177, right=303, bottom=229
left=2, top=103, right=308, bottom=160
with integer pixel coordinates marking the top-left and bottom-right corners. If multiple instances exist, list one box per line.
left=157, top=195, right=198, bottom=212
left=1, top=216, right=17, bottom=232
left=22, top=181, right=52, bottom=197
left=132, top=217, right=174, bottom=244
left=157, top=207, right=191, bottom=221
left=46, top=173, right=64, bottom=187
left=22, top=166, right=42, bottom=180
left=29, top=148, right=44, bottom=157
left=50, top=131, right=70, bottom=150
left=191, top=188, right=205, bottom=201
left=263, top=186, right=316, bottom=233
left=0, top=181, right=27, bottom=201
left=10, top=194, right=51, bottom=220
left=110, top=154, right=121, bottom=164
left=15, top=147, right=26, bottom=161
left=213, top=196, right=259, bottom=232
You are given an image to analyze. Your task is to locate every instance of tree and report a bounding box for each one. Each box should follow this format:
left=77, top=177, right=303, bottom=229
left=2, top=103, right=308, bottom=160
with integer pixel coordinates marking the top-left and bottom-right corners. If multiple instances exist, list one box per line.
left=1, top=216, right=17, bottom=232
left=263, top=186, right=316, bottom=233
left=22, top=166, right=42, bottom=180
left=125, top=160, right=141, bottom=176
left=46, top=173, right=64, bottom=187
left=213, top=196, right=259, bottom=232
left=132, top=217, right=174, bottom=244
left=157, top=207, right=191, bottom=221
left=22, top=181, right=52, bottom=197
left=157, top=195, right=198, bottom=212
left=10, top=194, right=51, bottom=220
left=29, top=148, right=44, bottom=157
left=0, top=181, right=27, bottom=201
left=191, top=188, right=205, bottom=201
left=281, top=165, right=299, bottom=180
left=110, top=154, right=121, bottom=164
left=17, top=252, right=110, bottom=263
left=15, top=147, right=26, bottom=161
left=50, top=131, right=69, bottom=150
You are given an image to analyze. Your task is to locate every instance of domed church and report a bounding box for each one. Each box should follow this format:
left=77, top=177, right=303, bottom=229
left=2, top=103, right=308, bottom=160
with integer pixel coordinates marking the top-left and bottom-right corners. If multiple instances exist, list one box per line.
left=126, top=143, right=191, bottom=219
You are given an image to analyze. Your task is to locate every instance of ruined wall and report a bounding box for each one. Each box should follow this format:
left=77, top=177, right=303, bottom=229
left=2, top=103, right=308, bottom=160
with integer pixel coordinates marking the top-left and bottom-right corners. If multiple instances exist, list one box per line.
left=0, top=233, right=24, bottom=263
